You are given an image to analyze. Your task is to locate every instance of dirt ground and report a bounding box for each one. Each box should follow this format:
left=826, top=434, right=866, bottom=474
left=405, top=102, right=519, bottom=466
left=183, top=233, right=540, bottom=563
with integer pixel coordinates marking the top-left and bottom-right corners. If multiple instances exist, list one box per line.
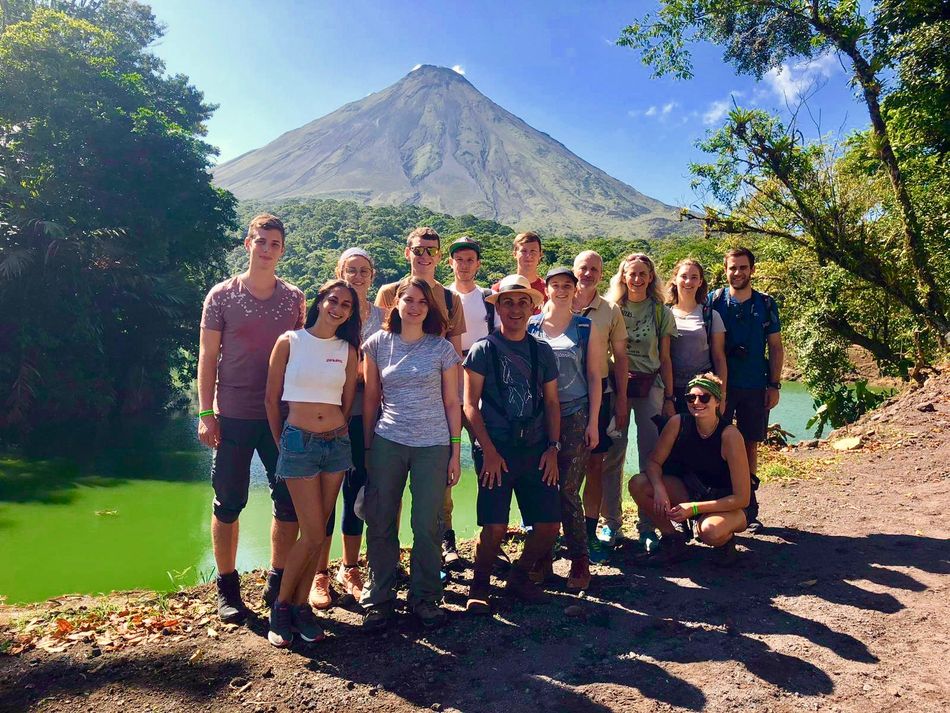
left=2, top=374, right=949, bottom=713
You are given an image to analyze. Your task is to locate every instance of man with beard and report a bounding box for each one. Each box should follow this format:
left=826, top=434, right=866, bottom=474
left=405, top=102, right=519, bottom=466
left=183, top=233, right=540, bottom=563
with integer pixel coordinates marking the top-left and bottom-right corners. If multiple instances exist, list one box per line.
left=708, top=247, right=783, bottom=533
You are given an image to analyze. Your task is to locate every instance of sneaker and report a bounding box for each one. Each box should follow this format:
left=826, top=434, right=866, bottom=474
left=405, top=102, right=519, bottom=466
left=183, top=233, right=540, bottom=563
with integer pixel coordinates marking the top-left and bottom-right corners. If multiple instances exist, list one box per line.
left=642, top=534, right=692, bottom=568
left=262, top=568, right=282, bottom=609
left=746, top=518, right=764, bottom=535
left=362, top=601, right=395, bottom=632
left=567, top=556, right=591, bottom=592
left=506, top=567, right=548, bottom=604
left=267, top=602, right=293, bottom=647
left=216, top=571, right=247, bottom=623
left=588, top=537, right=610, bottom=564
left=308, top=571, right=332, bottom=610
left=336, top=564, right=363, bottom=601
left=672, top=520, right=694, bottom=543
left=466, top=582, right=492, bottom=615
left=597, top=524, right=620, bottom=547
left=713, top=538, right=739, bottom=568
left=291, top=604, right=325, bottom=642
left=638, top=530, right=661, bottom=554
left=442, top=529, right=461, bottom=569
left=413, top=600, right=447, bottom=629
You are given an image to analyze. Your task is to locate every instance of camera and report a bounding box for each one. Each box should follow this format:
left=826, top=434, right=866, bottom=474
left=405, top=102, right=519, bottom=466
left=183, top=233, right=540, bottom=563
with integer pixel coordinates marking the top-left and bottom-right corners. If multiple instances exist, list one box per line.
left=728, top=344, right=749, bottom=359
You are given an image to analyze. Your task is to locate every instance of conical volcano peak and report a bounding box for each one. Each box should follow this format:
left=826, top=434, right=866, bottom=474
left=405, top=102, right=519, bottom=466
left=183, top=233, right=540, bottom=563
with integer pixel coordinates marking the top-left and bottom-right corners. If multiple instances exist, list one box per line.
left=214, top=67, right=688, bottom=238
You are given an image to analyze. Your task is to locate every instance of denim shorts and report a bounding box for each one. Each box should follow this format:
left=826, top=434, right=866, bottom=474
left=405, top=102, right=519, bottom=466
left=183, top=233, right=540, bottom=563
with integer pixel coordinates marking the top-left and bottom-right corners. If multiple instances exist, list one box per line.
left=275, top=424, right=353, bottom=480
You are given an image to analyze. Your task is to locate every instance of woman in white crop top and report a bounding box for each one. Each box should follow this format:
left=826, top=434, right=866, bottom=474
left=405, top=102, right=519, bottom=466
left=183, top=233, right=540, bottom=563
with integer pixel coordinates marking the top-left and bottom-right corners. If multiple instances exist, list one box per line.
left=263, top=279, right=360, bottom=647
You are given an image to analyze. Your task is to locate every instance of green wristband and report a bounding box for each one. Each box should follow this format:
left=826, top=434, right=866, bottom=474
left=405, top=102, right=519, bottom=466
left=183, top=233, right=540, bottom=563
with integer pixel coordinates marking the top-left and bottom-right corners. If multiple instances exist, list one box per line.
left=198, top=409, right=215, bottom=418
left=691, top=503, right=700, bottom=517
left=450, top=436, right=462, bottom=444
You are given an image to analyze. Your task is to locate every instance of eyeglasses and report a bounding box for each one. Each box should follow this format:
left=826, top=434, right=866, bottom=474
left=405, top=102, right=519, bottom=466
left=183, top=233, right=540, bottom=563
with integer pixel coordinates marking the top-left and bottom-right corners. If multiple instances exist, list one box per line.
left=343, top=267, right=373, bottom=278
left=685, top=393, right=713, bottom=404
left=409, top=246, right=441, bottom=257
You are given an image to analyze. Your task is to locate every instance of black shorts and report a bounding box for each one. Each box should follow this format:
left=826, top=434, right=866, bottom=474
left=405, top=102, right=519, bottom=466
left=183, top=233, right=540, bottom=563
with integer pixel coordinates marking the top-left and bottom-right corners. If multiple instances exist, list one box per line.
left=474, top=441, right=560, bottom=527
left=211, top=416, right=296, bottom=524
left=676, top=472, right=759, bottom=525
left=723, top=387, right=769, bottom=442
left=591, top=380, right=613, bottom=455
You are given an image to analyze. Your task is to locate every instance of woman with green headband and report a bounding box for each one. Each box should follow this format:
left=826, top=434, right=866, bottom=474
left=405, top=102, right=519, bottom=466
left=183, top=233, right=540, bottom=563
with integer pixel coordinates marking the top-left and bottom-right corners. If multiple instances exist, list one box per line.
left=628, top=372, right=754, bottom=567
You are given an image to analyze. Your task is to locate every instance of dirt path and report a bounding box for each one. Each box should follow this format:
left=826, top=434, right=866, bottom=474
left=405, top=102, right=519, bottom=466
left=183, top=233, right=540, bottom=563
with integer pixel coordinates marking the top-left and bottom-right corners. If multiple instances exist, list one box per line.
left=2, top=377, right=949, bottom=712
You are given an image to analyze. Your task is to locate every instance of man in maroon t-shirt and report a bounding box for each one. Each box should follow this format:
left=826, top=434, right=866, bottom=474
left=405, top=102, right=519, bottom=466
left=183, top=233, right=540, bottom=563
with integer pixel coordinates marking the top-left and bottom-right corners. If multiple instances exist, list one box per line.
left=198, top=213, right=306, bottom=622
left=491, top=231, right=547, bottom=315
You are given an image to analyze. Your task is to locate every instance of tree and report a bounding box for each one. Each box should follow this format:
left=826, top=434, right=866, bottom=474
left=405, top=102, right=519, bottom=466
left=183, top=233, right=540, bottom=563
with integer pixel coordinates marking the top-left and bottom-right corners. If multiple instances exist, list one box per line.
left=0, top=5, right=235, bottom=436
left=619, top=1, right=949, bottom=339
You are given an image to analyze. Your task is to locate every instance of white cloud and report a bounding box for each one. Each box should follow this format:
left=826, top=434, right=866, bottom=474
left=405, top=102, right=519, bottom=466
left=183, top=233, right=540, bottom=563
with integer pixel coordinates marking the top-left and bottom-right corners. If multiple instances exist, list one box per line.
left=661, top=101, right=677, bottom=115
left=451, top=64, right=465, bottom=75
left=764, top=52, right=839, bottom=101
left=703, top=99, right=731, bottom=125
left=644, top=105, right=658, bottom=117
left=411, top=64, right=422, bottom=71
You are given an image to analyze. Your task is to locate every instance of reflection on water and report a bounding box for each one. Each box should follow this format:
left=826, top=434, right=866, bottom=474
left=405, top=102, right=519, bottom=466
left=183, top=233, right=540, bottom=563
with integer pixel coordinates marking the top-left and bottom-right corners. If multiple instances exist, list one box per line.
left=0, top=382, right=816, bottom=604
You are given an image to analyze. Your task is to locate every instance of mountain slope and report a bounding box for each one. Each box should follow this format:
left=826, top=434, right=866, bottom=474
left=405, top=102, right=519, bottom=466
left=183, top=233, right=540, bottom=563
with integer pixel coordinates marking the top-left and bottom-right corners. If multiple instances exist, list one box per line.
left=213, top=65, right=688, bottom=238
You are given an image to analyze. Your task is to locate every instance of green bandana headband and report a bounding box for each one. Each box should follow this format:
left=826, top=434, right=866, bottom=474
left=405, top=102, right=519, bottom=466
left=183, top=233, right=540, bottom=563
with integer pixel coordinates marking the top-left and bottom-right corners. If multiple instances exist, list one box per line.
left=687, top=376, right=722, bottom=402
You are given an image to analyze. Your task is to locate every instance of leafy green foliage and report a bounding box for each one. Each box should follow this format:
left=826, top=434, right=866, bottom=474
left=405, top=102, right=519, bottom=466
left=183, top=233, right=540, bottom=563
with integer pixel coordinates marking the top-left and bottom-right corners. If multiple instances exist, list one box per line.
left=0, top=4, right=235, bottom=437
left=806, top=380, right=894, bottom=437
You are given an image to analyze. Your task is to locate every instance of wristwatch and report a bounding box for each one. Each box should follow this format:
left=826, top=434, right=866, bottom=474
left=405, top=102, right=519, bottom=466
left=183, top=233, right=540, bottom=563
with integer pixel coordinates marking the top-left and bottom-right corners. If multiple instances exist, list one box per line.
left=547, top=440, right=561, bottom=452
left=664, top=394, right=676, bottom=402
left=767, top=381, right=782, bottom=390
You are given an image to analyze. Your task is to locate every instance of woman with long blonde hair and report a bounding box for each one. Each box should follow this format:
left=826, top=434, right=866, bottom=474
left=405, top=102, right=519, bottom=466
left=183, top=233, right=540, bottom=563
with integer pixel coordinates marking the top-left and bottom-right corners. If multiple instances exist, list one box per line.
left=608, top=253, right=677, bottom=553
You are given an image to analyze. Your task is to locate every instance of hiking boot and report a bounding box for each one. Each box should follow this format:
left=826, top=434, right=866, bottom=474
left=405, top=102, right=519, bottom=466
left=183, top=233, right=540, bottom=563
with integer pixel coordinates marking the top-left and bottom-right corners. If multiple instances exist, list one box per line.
left=746, top=518, right=764, bottom=535
left=336, top=564, right=363, bottom=601
left=588, top=537, right=610, bottom=564
left=567, top=556, right=591, bottom=592
left=442, top=529, right=461, bottom=569
left=466, top=581, right=492, bottom=615
left=216, top=570, right=247, bottom=623
left=362, top=601, right=395, bottom=632
left=672, top=520, right=694, bottom=543
left=413, top=600, right=447, bottom=629
left=638, top=530, right=661, bottom=553
left=597, top=524, right=620, bottom=548
left=528, top=553, right=554, bottom=584
left=262, top=568, right=282, bottom=609
left=642, top=534, right=692, bottom=568
left=308, top=570, right=332, bottom=610
left=506, top=567, right=548, bottom=604
left=291, top=603, right=325, bottom=642
left=267, top=602, right=293, bottom=647
left=713, top=538, right=739, bottom=568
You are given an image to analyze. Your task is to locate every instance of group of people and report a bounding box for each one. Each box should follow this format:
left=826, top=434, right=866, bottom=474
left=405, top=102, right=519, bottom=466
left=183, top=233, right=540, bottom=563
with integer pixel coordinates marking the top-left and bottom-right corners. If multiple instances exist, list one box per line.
left=198, top=213, right=784, bottom=647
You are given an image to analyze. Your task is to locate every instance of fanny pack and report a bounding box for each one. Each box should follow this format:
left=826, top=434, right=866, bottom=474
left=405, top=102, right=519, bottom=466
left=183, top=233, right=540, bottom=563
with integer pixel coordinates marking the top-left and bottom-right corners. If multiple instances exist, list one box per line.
left=627, top=370, right=658, bottom=399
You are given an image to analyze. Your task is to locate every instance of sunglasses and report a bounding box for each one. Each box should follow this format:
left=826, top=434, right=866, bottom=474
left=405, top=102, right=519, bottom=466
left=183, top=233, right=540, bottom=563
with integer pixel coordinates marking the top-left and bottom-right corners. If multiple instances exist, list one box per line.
left=685, top=393, right=713, bottom=404
left=409, top=246, right=441, bottom=257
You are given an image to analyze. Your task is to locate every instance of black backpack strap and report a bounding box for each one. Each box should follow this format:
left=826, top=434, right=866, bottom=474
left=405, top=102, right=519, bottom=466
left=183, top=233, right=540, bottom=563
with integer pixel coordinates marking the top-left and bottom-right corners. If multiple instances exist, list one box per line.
left=444, top=286, right=454, bottom=316
left=481, top=288, right=495, bottom=334
left=481, top=334, right=541, bottom=417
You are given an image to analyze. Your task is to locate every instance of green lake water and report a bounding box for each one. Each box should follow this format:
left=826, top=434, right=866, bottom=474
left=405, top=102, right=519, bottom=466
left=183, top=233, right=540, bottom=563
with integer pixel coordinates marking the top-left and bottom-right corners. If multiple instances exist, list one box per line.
left=0, top=383, right=815, bottom=604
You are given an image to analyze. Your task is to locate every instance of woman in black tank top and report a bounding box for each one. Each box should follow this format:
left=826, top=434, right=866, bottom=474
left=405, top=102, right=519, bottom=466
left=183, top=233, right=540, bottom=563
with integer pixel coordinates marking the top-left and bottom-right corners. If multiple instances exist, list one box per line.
left=628, top=373, right=753, bottom=566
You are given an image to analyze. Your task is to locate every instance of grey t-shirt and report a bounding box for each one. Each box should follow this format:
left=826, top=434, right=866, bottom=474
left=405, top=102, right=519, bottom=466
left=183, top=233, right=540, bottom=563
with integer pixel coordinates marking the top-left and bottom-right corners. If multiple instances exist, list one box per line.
left=351, top=304, right=385, bottom=418
left=527, top=314, right=590, bottom=416
left=363, top=330, right=461, bottom=447
left=671, top=304, right=725, bottom=387
left=463, top=333, right=558, bottom=446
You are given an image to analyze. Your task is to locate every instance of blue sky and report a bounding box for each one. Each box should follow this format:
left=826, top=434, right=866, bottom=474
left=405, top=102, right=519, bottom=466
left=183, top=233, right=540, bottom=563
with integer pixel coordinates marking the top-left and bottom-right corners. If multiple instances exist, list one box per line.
left=147, top=0, right=869, bottom=208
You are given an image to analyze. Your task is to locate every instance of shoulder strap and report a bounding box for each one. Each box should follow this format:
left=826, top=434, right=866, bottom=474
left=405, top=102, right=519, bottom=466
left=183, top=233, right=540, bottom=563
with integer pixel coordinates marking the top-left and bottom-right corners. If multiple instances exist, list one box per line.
left=709, top=287, right=725, bottom=308
left=702, top=302, right=713, bottom=342
left=444, top=286, right=454, bottom=315
left=481, top=334, right=542, bottom=417
left=576, top=316, right=591, bottom=366
left=654, top=300, right=663, bottom=339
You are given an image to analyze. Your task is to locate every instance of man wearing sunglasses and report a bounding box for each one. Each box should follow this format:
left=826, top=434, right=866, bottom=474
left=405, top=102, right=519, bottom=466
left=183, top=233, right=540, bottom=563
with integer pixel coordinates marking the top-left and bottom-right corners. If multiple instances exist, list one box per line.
left=375, top=226, right=466, bottom=355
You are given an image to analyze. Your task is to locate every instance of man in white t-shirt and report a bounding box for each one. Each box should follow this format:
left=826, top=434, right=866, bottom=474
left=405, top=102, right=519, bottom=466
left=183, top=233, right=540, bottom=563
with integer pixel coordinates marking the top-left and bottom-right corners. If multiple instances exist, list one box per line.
left=441, top=236, right=495, bottom=566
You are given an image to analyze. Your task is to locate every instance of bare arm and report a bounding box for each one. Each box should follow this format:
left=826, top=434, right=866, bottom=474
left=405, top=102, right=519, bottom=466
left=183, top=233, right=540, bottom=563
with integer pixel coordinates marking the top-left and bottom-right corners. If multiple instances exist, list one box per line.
left=463, top=368, right=508, bottom=488
left=611, top=336, right=629, bottom=431
left=362, top=353, right=381, bottom=452
left=585, top=327, right=604, bottom=449
left=449, top=334, right=463, bottom=357
left=441, top=364, right=462, bottom=486
left=659, top=334, right=675, bottom=416
left=766, top=332, right=784, bottom=409
left=197, top=327, right=222, bottom=448
left=710, top=331, right=728, bottom=402
left=264, top=336, right=290, bottom=448
left=340, top=345, right=359, bottom=421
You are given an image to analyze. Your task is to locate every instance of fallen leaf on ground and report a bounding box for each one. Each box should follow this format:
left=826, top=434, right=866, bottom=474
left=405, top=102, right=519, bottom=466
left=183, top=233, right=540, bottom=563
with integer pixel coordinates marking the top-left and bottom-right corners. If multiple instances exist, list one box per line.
left=798, top=579, right=818, bottom=587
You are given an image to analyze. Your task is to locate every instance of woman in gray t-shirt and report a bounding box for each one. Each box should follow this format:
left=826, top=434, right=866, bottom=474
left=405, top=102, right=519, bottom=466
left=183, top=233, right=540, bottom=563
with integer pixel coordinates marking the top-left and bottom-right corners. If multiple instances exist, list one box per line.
left=666, top=258, right=728, bottom=413
left=360, top=279, right=462, bottom=629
